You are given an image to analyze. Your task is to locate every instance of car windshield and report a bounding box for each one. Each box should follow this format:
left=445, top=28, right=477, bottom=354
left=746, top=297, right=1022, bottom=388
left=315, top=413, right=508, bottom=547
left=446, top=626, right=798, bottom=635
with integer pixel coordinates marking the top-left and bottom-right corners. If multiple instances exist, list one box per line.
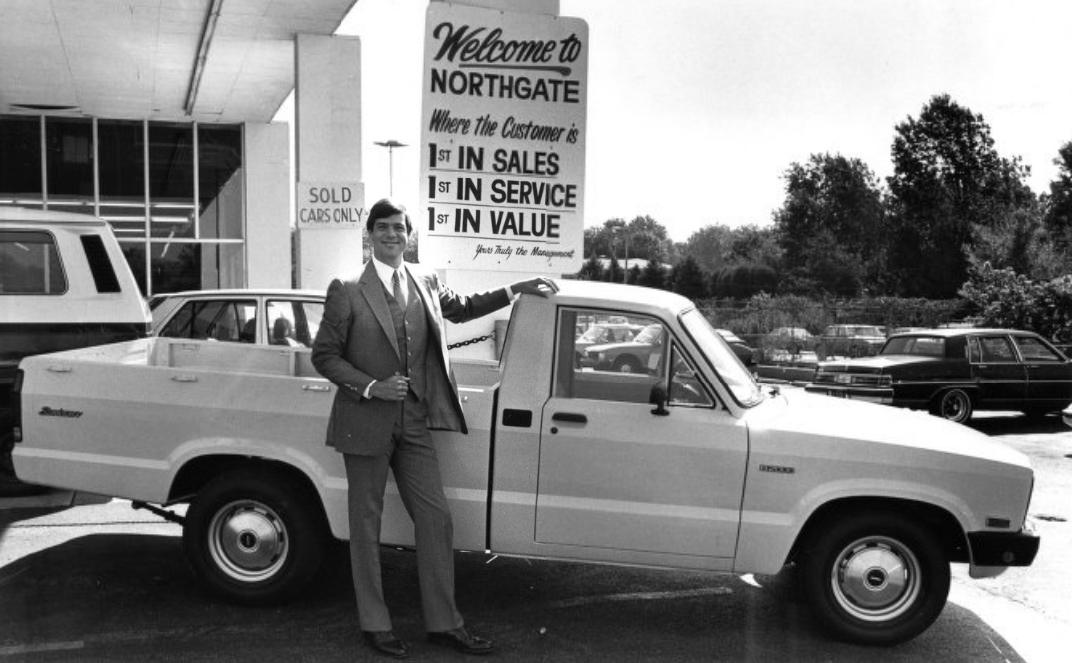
left=882, top=335, right=946, bottom=357
left=634, top=324, right=662, bottom=344
left=680, top=309, right=762, bottom=406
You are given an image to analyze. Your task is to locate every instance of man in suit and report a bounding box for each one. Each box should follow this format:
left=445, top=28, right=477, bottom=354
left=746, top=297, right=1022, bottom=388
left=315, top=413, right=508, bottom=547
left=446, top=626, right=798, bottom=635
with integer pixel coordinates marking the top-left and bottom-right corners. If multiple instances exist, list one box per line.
left=312, top=198, right=556, bottom=659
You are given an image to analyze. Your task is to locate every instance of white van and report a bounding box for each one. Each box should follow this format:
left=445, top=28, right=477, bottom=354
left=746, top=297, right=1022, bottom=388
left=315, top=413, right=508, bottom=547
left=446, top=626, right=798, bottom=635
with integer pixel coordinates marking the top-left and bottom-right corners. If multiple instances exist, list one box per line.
left=1, top=206, right=150, bottom=495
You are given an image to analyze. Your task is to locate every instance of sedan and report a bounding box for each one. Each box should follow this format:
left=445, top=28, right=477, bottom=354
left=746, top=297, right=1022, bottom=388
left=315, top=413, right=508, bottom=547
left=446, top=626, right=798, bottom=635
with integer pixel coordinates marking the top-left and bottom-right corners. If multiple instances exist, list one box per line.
left=805, top=328, right=1072, bottom=423
left=150, top=289, right=325, bottom=348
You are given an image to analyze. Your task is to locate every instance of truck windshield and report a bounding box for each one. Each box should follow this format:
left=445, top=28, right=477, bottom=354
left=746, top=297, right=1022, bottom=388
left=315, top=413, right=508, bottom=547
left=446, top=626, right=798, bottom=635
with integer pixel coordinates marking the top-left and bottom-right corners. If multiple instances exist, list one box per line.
left=680, top=308, right=763, bottom=406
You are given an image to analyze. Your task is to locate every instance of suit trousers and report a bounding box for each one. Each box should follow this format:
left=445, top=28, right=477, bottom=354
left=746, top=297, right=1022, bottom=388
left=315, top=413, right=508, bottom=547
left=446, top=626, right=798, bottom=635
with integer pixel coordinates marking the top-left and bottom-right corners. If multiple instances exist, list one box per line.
left=343, top=392, right=464, bottom=633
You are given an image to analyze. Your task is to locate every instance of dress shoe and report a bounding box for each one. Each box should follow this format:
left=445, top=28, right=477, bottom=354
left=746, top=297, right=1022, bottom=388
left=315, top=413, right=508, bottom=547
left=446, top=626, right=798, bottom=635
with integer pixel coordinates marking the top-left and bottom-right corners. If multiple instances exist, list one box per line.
left=427, top=627, right=494, bottom=655
left=363, top=631, right=408, bottom=659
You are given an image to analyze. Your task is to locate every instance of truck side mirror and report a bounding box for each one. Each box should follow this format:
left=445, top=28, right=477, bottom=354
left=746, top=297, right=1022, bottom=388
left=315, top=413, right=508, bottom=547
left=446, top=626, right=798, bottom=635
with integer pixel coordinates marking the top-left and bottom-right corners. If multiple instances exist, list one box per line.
left=649, top=383, right=670, bottom=416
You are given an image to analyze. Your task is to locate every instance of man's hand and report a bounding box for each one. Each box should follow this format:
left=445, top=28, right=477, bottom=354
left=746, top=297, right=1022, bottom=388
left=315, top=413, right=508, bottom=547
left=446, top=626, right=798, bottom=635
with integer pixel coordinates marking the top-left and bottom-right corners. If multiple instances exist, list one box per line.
left=511, top=277, right=559, bottom=298
left=369, top=373, right=410, bottom=401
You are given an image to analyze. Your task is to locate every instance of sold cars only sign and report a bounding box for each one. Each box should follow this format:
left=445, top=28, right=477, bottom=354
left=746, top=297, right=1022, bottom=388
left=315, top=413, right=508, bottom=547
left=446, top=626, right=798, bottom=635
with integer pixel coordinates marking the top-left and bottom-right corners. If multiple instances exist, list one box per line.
left=296, top=181, right=365, bottom=228
left=419, top=3, right=588, bottom=271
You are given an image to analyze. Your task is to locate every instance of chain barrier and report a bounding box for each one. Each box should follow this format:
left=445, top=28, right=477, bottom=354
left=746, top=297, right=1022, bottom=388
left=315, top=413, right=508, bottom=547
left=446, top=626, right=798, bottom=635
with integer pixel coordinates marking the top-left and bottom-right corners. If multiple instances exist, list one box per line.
left=447, top=334, right=494, bottom=350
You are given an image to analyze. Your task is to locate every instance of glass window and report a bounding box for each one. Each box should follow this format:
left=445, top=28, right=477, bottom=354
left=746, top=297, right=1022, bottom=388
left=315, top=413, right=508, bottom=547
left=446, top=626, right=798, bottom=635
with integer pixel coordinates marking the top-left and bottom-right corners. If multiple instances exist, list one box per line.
left=668, top=344, right=713, bottom=407
left=267, top=299, right=323, bottom=348
left=1013, top=336, right=1063, bottom=362
left=0, top=230, right=65, bottom=294
left=556, top=307, right=666, bottom=404
left=198, top=125, right=243, bottom=240
left=148, top=123, right=195, bottom=239
left=99, top=120, right=146, bottom=236
left=0, top=115, right=42, bottom=208
left=45, top=117, right=94, bottom=204
left=977, top=336, right=1017, bottom=363
left=159, top=299, right=256, bottom=343
left=680, top=308, right=763, bottom=406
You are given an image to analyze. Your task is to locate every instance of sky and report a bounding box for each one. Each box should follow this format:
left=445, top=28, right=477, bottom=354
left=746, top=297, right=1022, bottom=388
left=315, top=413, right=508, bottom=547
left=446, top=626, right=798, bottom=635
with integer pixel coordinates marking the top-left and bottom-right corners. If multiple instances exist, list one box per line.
left=303, top=0, right=1072, bottom=242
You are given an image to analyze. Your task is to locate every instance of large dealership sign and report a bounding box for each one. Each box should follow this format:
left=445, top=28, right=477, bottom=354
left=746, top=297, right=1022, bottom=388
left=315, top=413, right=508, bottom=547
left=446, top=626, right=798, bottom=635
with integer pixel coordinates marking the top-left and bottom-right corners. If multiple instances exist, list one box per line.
left=419, top=3, right=587, bottom=272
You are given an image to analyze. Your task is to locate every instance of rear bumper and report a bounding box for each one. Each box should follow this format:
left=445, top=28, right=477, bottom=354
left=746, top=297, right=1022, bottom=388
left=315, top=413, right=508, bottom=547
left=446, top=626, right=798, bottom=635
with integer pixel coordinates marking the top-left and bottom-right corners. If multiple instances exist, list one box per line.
left=803, top=385, right=893, bottom=404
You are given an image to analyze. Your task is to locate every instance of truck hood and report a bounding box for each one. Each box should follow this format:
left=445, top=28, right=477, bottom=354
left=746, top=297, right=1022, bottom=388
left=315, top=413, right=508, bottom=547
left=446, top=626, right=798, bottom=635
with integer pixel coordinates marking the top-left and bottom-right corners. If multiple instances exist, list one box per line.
left=746, top=387, right=1030, bottom=469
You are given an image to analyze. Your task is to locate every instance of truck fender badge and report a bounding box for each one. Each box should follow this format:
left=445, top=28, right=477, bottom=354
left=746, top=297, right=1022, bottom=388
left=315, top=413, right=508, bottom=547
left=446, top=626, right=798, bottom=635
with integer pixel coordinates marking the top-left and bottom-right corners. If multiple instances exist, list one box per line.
left=39, top=406, right=83, bottom=419
left=759, top=464, right=795, bottom=474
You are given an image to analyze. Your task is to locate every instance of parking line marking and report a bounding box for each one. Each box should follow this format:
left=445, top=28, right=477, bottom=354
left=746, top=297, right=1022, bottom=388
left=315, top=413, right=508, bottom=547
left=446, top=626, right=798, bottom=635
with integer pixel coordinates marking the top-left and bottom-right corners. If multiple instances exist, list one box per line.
left=0, top=641, right=84, bottom=657
left=547, top=586, right=732, bottom=609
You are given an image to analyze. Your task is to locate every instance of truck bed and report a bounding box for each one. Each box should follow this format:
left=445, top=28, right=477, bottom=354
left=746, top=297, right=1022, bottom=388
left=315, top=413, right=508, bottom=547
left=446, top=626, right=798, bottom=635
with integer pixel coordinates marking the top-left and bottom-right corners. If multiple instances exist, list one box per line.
left=14, top=338, right=501, bottom=548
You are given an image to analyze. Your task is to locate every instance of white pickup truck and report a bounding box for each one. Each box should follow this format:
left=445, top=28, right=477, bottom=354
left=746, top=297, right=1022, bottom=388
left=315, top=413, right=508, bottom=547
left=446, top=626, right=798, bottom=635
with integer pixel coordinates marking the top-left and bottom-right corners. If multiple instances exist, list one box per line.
left=12, top=281, right=1038, bottom=645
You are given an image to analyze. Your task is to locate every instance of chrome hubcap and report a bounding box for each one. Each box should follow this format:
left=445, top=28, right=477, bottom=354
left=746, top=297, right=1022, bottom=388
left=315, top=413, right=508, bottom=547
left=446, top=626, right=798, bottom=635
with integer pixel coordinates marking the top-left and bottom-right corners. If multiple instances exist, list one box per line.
left=208, top=500, right=288, bottom=582
left=831, top=536, right=920, bottom=621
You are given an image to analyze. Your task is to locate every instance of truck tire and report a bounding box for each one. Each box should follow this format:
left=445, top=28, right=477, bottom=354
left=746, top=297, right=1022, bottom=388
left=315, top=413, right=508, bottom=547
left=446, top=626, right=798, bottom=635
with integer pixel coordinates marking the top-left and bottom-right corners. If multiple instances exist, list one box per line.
left=801, top=513, right=949, bottom=645
left=934, top=389, right=973, bottom=424
left=183, top=468, right=328, bottom=605
left=613, top=355, right=643, bottom=373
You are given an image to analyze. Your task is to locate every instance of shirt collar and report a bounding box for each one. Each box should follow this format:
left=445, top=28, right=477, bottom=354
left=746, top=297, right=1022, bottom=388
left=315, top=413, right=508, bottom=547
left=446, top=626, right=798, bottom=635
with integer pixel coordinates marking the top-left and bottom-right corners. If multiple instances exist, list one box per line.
left=370, top=256, right=405, bottom=290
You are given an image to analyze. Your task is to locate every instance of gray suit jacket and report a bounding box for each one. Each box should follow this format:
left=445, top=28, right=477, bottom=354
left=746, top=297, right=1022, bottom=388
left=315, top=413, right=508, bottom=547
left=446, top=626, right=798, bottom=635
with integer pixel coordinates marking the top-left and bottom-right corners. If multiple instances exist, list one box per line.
left=311, top=260, right=511, bottom=455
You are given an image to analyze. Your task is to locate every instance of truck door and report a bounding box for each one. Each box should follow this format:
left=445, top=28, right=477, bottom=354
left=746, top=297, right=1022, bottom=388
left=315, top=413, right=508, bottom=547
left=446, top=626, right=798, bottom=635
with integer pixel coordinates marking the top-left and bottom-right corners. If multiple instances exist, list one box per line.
left=535, top=309, right=747, bottom=561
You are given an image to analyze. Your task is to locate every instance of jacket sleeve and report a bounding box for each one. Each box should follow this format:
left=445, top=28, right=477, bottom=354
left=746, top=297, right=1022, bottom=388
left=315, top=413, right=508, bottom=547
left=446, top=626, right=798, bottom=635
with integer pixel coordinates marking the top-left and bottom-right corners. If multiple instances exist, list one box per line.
left=435, top=273, right=512, bottom=324
left=311, top=279, right=375, bottom=395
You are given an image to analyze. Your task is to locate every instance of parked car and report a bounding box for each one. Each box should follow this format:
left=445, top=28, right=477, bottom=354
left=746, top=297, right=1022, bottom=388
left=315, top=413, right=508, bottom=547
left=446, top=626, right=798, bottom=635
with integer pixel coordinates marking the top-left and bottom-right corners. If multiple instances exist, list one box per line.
left=151, top=289, right=325, bottom=348
left=574, top=322, right=644, bottom=353
left=581, top=322, right=665, bottom=372
left=817, top=324, right=886, bottom=359
left=806, top=328, right=1072, bottom=423
left=765, top=327, right=815, bottom=355
left=716, top=329, right=756, bottom=367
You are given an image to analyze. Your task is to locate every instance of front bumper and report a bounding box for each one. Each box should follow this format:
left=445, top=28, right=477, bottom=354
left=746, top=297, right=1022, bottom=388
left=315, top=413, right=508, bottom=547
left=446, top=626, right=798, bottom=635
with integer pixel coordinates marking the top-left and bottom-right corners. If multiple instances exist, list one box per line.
left=968, top=522, right=1040, bottom=570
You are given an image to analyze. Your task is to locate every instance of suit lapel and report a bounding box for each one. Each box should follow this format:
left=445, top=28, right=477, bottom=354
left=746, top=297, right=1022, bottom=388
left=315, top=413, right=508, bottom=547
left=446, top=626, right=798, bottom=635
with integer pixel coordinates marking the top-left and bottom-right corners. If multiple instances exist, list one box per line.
left=406, top=265, right=447, bottom=365
left=359, top=261, right=400, bottom=360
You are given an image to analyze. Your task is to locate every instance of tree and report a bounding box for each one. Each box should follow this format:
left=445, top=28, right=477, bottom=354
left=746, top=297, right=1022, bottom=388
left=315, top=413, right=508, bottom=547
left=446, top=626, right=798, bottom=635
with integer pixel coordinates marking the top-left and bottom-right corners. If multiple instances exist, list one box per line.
left=683, top=225, right=732, bottom=273
left=583, top=216, right=673, bottom=265
left=670, top=255, right=707, bottom=300
left=1043, top=141, right=1072, bottom=245
left=886, top=94, right=1036, bottom=298
left=773, top=153, right=886, bottom=296
left=605, top=255, right=623, bottom=283
left=637, top=260, right=667, bottom=290
left=578, top=253, right=604, bottom=281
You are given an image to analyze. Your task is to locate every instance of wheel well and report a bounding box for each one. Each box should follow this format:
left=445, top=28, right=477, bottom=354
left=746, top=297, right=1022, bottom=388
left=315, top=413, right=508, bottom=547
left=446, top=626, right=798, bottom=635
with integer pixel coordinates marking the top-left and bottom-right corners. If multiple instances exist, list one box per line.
left=787, top=497, right=968, bottom=565
left=168, top=455, right=321, bottom=507
left=930, top=386, right=978, bottom=406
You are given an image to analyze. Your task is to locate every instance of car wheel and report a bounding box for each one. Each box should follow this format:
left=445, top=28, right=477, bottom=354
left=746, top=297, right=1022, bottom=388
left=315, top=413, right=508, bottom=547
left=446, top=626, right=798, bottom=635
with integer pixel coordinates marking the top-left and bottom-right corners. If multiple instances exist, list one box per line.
left=183, top=468, right=327, bottom=605
left=801, top=513, right=950, bottom=645
left=612, top=355, right=643, bottom=373
left=934, top=389, right=973, bottom=424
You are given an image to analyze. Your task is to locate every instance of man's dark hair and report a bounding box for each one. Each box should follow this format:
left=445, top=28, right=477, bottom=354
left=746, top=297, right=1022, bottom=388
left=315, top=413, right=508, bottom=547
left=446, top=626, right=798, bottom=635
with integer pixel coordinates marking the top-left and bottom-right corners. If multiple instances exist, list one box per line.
left=365, top=198, right=412, bottom=235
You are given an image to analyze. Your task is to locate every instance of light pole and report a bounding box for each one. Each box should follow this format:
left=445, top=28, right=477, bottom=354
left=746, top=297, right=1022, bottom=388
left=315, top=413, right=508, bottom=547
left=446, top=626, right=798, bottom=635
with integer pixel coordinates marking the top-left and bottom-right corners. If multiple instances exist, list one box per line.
left=374, top=140, right=407, bottom=196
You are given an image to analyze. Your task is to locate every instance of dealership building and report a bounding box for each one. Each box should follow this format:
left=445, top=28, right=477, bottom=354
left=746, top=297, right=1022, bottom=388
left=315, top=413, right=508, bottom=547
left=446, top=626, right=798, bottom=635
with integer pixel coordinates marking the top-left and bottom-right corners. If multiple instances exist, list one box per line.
left=0, top=0, right=566, bottom=298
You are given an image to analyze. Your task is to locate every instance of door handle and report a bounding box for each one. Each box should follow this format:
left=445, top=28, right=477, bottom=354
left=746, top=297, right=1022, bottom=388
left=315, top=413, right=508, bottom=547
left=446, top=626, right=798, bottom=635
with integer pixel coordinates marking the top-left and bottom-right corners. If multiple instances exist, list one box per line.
left=552, top=412, right=587, bottom=424
left=46, top=365, right=72, bottom=373
left=171, top=374, right=198, bottom=383
left=302, top=384, right=330, bottom=392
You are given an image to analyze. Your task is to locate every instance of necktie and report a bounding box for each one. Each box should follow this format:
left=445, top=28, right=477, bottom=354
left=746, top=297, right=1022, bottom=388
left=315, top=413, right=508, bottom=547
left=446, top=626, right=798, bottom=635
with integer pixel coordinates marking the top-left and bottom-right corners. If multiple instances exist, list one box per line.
left=392, top=269, right=405, bottom=307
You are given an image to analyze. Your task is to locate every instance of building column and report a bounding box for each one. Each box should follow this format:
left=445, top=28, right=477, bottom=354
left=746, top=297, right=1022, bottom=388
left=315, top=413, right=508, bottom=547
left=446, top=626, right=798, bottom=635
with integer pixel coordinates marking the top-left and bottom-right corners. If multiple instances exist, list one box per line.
left=294, top=33, right=363, bottom=291
left=245, top=122, right=291, bottom=288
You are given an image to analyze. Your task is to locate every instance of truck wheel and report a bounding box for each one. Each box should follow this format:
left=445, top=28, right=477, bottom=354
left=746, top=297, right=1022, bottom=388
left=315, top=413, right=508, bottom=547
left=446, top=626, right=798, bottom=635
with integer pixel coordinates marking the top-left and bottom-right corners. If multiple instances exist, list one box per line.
left=934, top=389, right=973, bottom=424
left=183, top=469, right=327, bottom=605
left=802, top=513, right=949, bottom=645
left=613, top=355, right=643, bottom=373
